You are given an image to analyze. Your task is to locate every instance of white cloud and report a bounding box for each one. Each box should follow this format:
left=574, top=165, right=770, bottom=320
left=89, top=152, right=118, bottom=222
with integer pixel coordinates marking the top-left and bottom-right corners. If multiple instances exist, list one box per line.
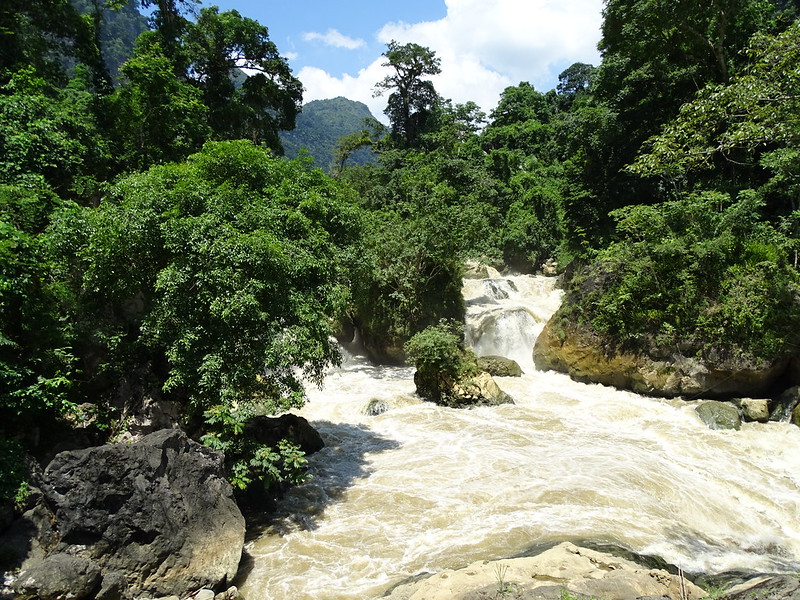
left=300, top=0, right=603, bottom=119
left=303, top=29, right=366, bottom=50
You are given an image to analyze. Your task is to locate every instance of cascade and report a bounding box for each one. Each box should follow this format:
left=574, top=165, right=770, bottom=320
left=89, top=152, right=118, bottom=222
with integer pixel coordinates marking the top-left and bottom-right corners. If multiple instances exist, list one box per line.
left=239, top=273, right=800, bottom=600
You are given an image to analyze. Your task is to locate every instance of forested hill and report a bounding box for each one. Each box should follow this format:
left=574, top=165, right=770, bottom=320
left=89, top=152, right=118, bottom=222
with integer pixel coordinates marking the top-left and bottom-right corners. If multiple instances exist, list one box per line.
left=280, top=97, right=377, bottom=170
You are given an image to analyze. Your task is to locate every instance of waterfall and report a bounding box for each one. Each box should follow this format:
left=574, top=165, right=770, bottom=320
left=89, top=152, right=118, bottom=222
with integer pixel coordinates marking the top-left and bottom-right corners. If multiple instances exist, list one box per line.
left=238, top=273, right=800, bottom=600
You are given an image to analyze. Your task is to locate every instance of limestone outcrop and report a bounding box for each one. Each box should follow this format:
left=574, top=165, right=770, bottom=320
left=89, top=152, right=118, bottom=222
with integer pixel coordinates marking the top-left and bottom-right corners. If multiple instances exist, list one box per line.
left=5, top=429, right=245, bottom=600
left=533, top=319, right=787, bottom=399
left=384, top=542, right=706, bottom=600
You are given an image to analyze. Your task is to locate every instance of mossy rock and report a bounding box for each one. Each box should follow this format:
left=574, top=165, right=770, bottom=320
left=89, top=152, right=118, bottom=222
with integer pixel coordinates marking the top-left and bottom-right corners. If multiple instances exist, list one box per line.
left=477, top=355, right=523, bottom=377
left=696, top=401, right=741, bottom=430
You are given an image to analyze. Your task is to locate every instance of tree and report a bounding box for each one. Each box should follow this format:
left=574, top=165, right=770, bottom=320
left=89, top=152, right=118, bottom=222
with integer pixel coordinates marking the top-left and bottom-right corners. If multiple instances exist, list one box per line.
left=109, top=36, right=210, bottom=170
left=0, top=66, right=109, bottom=198
left=556, top=62, right=597, bottom=110
left=374, top=41, right=442, bottom=148
left=183, top=7, right=303, bottom=151
left=595, top=0, right=782, bottom=150
left=51, top=141, right=361, bottom=487
left=630, top=22, right=800, bottom=189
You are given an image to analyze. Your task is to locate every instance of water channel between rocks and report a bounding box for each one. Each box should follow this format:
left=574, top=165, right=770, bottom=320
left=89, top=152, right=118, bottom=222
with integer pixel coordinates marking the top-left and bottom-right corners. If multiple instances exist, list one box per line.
left=238, top=273, right=800, bottom=600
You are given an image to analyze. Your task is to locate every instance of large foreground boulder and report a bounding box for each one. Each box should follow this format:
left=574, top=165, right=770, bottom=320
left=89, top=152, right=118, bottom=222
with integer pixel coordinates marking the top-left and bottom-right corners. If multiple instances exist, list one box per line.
left=384, top=542, right=706, bottom=600
left=533, top=319, right=787, bottom=399
left=6, top=429, right=245, bottom=599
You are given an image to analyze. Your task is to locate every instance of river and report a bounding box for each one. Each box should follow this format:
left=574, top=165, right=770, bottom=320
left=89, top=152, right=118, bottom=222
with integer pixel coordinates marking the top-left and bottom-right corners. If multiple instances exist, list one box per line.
left=238, top=272, right=800, bottom=600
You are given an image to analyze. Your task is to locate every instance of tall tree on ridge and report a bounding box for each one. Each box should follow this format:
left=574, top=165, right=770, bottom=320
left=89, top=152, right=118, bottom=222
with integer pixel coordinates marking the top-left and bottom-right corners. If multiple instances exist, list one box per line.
left=374, top=40, right=441, bottom=148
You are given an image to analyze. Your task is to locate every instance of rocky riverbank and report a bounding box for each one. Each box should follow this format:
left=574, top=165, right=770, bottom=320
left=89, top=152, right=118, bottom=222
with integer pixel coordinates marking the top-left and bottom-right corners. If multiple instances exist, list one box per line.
left=383, top=542, right=800, bottom=600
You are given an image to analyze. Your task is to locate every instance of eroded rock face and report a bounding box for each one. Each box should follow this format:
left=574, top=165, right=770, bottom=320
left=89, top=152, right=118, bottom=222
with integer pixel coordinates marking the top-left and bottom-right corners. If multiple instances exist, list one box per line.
left=533, top=319, right=787, bottom=399
left=383, top=542, right=706, bottom=600
left=9, top=429, right=245, bottom=600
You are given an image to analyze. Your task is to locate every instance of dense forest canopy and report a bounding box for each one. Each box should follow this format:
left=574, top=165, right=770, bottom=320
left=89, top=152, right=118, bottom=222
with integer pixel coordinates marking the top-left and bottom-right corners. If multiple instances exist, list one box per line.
left=1, top=0, right=799, bottom=505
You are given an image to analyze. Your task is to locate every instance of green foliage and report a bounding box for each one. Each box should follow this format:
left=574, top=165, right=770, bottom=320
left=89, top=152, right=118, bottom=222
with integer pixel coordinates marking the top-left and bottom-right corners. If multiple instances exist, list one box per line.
left=201, top=403, right=308, bottom=490
left=404, top=319, right=477, bottom=381
left=352, top=203, right=466, bottom=354
left=280, top=97, right=378, bottom=171
left=630, top=20, right=800, bottom=209
left=571, top=192, right=800, bottom=361
left=109, top=37, right=210, bottom=170
left=0, top=436, right=29, bottom=507
left=0, top=185, right=76, bottom=426
left=0, top=66, right=109, bottom=197
left=51, top=141, right=359, bottom=487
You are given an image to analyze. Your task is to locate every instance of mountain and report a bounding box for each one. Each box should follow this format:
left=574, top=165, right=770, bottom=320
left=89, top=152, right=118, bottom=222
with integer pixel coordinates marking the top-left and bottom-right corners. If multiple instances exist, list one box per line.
left=280, top=97, right=377, bottom=171
left=71, top=0, right=148, bottom=84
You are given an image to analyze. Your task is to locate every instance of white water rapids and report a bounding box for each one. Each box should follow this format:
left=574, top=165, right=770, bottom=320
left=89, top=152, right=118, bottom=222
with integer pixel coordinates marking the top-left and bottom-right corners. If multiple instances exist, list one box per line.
left=239, top=272, right=800, bottom=600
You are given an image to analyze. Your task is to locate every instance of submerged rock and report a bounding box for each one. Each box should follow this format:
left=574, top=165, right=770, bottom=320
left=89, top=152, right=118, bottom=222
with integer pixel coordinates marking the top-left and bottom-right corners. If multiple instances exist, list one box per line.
left=476, top=355, right=523, bottom=377
left=696, top=401, right=742, bottom=430
left=7, top=429, right=245, bottom=600
left=383, top=542, right=706, bottom=600
left=533, top=319, right=787, bottom=399
left=364, top=398, right=390, bottom=416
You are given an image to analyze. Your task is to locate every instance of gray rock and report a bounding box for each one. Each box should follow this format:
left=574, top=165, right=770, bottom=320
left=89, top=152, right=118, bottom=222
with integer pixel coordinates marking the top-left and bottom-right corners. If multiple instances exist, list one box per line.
left=383, top=542, right=706, bottom=600
left=10, top=429, right=245, bottom=599
left=770, top=386, right=800, bottom=422
left=464, top=260, right=502, bottom=279
left=96, top=571, right=127, bottom=600
left=414, top=369, right=514, bottom=408
left=116, top=396, right=181, bottom=443
left=14, top=554, right=102, bottom=600
left=734, top=397, right=770, bottom=422
left=477, top=355, right=523, bottom=377
left=696, top=401, right=742, bottom=430
left=214, top=586, right=239, bottom=600
left=243, top=414, right=324, bottom=454
left=721, top=574, right=800, bottom=600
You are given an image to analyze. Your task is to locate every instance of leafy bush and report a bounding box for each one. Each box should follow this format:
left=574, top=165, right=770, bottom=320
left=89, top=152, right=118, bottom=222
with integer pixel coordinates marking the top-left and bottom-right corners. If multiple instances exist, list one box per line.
left=0, top=436, right=28, bottom=507
left=404, top=319, right=477, bottom=381
left=567, top=191, right=800, bottom=361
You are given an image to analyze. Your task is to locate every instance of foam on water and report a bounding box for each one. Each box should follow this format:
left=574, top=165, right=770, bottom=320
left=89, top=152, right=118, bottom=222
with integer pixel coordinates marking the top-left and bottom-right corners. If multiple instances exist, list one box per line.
left=239, top=274, right=800, bottom=600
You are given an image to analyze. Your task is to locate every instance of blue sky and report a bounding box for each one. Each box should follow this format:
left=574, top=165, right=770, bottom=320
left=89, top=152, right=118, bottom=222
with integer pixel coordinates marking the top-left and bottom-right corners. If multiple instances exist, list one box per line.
left=199, top=0, right=604, bottom=121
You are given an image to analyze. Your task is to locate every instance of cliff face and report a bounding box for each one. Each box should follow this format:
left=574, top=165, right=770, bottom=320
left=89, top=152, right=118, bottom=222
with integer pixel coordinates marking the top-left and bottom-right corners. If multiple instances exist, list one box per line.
left=533, top=317, right=789, bottom=399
